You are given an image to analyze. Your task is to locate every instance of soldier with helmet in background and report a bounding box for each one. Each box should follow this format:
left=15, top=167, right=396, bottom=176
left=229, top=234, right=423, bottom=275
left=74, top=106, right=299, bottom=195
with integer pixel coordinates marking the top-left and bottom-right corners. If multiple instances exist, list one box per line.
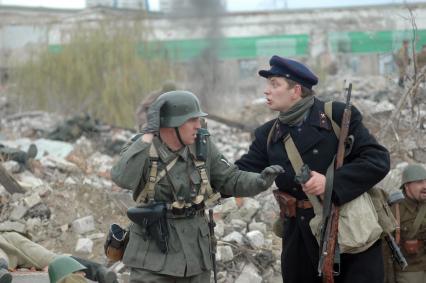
left=111, top=90, right=284, bottom=282
left=394, top=164, right=426, bottom=283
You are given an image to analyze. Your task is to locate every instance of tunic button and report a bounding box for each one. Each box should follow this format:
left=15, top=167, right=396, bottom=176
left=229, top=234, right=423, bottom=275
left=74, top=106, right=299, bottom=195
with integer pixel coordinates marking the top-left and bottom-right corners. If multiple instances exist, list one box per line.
left=300, top=216, right=305, bottom=221
left=292, top=187, right=297, bottom=191
left=313, top=149, right=319, bottom=154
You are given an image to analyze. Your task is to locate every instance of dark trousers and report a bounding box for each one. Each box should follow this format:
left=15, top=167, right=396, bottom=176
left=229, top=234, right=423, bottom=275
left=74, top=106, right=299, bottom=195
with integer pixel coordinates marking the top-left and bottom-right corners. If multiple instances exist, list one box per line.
left=281, top=239, right=384, bottom=283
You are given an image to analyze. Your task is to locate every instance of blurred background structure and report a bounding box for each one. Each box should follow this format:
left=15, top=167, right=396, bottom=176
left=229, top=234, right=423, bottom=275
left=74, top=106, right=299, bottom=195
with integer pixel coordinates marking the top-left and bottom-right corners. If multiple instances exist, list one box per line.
left=1, top=0, right=426, bottom=126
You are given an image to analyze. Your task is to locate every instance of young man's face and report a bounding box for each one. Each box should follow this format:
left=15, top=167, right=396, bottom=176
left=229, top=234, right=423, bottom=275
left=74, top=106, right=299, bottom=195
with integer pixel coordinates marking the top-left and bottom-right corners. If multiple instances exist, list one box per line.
left=178, top=117, right=201, bottom=145
left=405, top=179, right=426, bottom=202
left=263, top=76, right=301, bottom=112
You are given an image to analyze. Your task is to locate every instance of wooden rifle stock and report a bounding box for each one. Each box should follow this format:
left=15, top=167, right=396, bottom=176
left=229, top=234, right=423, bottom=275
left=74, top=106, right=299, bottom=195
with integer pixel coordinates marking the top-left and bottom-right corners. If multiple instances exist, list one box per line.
left=322, top=83, right=352, bottom=283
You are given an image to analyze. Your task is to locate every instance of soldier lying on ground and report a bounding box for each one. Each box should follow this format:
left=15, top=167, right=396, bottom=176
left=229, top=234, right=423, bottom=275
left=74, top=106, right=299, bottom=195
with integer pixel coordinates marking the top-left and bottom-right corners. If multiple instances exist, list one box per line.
left=0, top=231, right=117, bottom=283
left=0, top=143, right=37, bottom=171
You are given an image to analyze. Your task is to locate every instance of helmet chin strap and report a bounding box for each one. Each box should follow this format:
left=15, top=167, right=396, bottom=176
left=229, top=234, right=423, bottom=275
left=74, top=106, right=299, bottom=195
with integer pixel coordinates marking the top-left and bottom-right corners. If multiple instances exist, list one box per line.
left=174, top=127, right=185, bottom=147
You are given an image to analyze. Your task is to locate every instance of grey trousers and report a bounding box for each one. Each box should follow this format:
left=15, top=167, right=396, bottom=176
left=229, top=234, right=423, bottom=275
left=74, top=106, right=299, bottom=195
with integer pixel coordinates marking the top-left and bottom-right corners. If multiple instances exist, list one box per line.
left=129, top=268, right=211, bottom=283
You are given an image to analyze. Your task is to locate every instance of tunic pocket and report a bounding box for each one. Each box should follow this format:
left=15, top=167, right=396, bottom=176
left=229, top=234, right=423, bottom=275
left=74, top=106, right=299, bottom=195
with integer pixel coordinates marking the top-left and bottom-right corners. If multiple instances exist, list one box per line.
left=198, top=223, right=212, bottom=270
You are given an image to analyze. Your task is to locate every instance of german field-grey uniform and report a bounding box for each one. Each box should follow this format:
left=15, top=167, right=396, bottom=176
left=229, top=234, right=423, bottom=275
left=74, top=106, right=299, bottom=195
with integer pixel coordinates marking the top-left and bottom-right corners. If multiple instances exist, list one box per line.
left=111, top=90, right=282, bottom=283
left=0, top=231, right=116, bottom=283
left=0, top=232, right=56, bottom=270
left=395, top=164, right=426, bottom=283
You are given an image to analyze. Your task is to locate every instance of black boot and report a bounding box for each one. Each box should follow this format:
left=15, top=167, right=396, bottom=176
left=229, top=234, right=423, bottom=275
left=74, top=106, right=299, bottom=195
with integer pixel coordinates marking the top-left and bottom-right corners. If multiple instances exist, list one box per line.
left=71, top=257, right=117, bottom=283
left=0, top=259, right=11, bottom=283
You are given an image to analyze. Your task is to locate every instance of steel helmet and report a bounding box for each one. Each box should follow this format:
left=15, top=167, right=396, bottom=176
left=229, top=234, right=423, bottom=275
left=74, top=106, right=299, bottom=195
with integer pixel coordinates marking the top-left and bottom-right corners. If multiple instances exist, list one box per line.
left=401, top=164, right=426, bottom=187
left=48, top=256, right=86, bottom=283
left=158, top=90, right=207, bottom=128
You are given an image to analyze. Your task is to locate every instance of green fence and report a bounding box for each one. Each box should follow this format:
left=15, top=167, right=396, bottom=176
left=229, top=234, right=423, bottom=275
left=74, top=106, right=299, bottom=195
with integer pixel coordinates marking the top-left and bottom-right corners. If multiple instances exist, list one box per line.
left=137, top=33, right=309, bottom=61
left=329, top=30, right=426, bottom=54
left=49, top=29, right=426, bottom=60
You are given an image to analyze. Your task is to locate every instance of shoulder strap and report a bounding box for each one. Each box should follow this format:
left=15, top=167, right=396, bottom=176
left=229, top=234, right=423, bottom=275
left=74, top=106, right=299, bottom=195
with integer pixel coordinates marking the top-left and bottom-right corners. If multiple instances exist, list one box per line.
left=283, top=134, right=323, bottom=213
left=324, top=101, right=340, bottom=137
left=408, top=203, right=426, bottom=239
left=135, top=143, right=179, bottom=204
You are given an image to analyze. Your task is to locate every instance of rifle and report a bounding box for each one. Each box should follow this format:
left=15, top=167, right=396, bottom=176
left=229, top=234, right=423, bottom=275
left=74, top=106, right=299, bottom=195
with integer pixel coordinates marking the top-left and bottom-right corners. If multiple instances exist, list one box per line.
left=208, top=209, right=218, bottom=283
left=318, top=83, right=352, bottom=283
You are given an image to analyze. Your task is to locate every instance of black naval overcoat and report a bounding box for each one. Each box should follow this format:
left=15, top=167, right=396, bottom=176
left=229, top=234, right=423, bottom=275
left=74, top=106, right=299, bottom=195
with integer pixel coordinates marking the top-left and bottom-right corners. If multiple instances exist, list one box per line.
left=235, top=98, right=390, bottom=283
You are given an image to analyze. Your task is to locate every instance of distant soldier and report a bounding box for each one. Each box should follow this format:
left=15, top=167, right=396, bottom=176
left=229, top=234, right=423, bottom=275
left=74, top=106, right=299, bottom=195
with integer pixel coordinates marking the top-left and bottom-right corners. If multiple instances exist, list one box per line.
left=135, top=81, right=177, bottom=131
left=395, top=40, right=411, bottom=88
left=0, top=143, right=37, bottom=171
left=394, top=164, right=426, bottom=283
left=416, top=44, right=426, bottom=71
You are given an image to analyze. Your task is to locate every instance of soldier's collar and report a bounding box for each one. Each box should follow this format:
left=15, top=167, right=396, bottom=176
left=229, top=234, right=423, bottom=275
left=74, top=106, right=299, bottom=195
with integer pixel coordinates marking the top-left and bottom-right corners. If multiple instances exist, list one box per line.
left=403, top=191, right=425, bottom=212
left=307, top=99, right=332, bottom=131
left=153, top=137, right=189, bottom=163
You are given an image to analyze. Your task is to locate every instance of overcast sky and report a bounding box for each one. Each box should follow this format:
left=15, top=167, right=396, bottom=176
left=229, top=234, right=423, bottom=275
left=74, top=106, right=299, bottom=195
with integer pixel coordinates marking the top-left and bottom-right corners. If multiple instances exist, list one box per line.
left=1, top=0, right=426, bottom=10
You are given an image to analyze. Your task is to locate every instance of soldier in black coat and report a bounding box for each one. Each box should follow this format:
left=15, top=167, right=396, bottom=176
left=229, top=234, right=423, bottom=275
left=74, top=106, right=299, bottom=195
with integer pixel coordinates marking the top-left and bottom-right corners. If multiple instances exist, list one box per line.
left=235, top=55, right=390, bottom=283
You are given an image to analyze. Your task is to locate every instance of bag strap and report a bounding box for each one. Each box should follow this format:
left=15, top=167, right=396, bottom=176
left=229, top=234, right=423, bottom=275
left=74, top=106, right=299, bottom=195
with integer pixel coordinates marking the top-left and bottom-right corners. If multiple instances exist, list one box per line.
left=324, top=101, right=340, bottom=137
left=408, top=203, right=426, bottom=239
left=283, top=134, right=323, bottom=213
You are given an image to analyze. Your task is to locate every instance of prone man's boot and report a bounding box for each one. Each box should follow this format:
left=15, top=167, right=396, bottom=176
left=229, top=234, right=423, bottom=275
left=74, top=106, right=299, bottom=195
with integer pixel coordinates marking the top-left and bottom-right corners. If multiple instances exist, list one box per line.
left=71, top=256, right=117, bottom=283
left=0, top=259, right=11, bottom=283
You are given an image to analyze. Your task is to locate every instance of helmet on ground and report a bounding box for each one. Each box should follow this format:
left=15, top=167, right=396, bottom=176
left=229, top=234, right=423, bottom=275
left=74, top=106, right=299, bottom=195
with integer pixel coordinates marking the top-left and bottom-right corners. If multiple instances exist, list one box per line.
left=48, top=256, right=86, bottom=283
left=159, top=90, right=207, bottom=128
left=401, top=164, right=426, bottom=187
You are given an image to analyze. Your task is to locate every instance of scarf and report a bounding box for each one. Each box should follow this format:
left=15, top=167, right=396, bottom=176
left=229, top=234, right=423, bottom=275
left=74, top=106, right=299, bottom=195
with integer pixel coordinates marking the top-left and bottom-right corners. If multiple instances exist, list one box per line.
left=278, top=96, right=314, bottom=126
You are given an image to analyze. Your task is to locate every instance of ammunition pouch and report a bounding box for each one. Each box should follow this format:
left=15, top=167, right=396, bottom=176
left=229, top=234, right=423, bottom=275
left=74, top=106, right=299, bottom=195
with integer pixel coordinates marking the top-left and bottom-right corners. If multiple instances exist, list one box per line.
left=273, top=190, right=312, bottom=218
left=402, top=239, right=424, bottom=255
left=104, top=223, right=129, bottom=262
left=127, top=203, right=169, bottom=254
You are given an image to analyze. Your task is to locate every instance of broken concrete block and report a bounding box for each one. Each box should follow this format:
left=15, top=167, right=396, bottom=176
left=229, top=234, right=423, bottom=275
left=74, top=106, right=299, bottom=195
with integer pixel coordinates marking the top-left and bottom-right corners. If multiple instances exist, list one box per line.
left=10, top=204, right=28, bottom=220
left=223, top=231, right=244, bottom=245
left=235, top=263, right=262, bottom=283
left=23, top=193, right=42, bottom=208
left=249, top=222, right=267, bottom=235
left=246, top=230, right=264, bottom=249
left=72, top=215, right=95, bottom=234
left=217, top=245, right=234, bottom=262
left=3, top=161, right=21, bottom=174
left=75, top=238, right=93, bottom=254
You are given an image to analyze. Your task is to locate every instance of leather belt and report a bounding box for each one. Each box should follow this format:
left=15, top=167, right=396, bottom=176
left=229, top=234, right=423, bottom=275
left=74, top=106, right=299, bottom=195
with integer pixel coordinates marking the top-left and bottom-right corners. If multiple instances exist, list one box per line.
left=296, top=199, right=313, bottom=209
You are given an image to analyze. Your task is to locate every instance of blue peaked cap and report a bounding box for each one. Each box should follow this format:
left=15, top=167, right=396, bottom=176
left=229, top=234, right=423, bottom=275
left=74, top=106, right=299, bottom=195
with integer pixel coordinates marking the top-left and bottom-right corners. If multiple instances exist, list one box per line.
left=259, top=55, right=318, bottom=89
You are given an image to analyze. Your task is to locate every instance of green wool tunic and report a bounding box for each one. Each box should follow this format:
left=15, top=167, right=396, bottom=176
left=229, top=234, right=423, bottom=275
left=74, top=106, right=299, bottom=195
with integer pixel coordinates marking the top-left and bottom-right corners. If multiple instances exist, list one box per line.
left=111, top=135, right=269, bottom=278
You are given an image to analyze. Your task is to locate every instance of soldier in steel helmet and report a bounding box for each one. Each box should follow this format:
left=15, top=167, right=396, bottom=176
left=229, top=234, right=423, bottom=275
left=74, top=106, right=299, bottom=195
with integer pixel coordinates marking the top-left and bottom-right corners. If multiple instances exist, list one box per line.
left=393, top=163, right=426, bottom=283
left=111, top=90, right=284, bottom=282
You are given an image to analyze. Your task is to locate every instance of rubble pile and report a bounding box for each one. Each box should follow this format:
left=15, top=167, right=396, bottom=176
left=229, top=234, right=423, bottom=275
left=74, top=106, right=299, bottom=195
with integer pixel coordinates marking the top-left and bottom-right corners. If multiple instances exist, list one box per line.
left=0, top=74, right=425, bottom=282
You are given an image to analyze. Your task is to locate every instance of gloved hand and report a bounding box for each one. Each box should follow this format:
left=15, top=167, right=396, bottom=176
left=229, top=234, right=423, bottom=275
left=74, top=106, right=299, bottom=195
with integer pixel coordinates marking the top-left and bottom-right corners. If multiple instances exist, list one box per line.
left=143, top=98, right=166, bottom=134
left=257, top=165, right=284, bottom=189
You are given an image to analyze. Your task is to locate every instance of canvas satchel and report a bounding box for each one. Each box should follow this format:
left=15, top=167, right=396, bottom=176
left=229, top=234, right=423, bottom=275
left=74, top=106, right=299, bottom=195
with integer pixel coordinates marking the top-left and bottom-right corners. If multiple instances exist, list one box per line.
left=284, top=133, right=383, bottom=254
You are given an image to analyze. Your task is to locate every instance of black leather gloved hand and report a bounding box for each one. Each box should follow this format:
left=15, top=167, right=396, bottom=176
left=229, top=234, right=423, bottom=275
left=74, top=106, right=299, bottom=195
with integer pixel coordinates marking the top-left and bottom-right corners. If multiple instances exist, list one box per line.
left=257, top=165, right=284, bottom=189
left=143, top=99, right=166, bottom=134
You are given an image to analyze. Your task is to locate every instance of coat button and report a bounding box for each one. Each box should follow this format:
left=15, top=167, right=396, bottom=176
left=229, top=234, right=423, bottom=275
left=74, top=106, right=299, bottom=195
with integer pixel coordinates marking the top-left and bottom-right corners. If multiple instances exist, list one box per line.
left=292, top=187, right=297, bottom=191
left=313, top=149, right=319, bottom=154
left=300, top=216, right=305, bottom=221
